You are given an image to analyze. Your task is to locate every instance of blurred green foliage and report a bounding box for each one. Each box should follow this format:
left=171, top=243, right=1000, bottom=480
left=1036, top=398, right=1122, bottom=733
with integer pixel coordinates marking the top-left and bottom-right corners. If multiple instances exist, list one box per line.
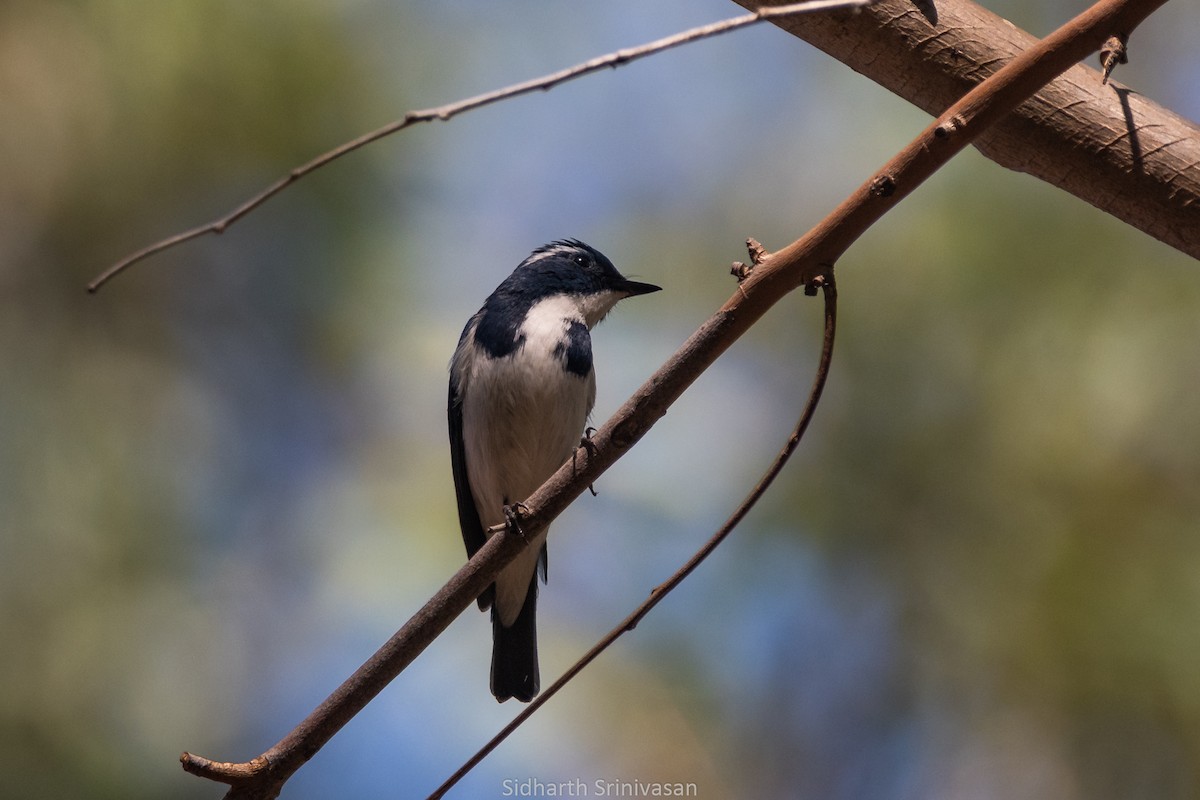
left=1, top=1, right=1199, bottom=799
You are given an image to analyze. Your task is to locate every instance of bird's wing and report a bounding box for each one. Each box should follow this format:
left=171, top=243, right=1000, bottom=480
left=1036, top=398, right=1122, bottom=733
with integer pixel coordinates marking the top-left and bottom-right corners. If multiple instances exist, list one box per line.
left=448, top=337, right=492, bottom=611
left=449, top=380, right=485, bottom=556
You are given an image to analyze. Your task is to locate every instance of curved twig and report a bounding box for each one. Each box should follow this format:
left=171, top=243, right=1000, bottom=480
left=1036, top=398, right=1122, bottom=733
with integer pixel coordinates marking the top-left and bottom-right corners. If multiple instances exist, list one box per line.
left=427, top=273, right=837, bottom=800
left=86, top=0, right=873, bottom=293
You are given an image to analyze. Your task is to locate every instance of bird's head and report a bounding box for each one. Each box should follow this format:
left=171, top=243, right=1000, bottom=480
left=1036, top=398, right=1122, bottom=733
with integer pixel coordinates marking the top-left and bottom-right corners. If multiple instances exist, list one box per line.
left=507, top=239, right=660, bottom=327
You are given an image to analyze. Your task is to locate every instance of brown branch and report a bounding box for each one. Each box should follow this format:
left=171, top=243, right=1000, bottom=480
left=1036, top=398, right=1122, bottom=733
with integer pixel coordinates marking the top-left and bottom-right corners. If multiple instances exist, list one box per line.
left=426, top=273, right=837, bottom=800
left=179, top=0, right=1170, bottom=797
left=737, top=0, right=1200, bottom=261
left=85, top=0, right=874, bottom=294
left=179, top=527, right=527, bottom=799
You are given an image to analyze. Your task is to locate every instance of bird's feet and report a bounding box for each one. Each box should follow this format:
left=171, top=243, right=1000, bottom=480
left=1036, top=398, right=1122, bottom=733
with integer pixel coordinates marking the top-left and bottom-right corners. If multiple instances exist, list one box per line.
left=503, top=502, right=532, bottom=542
left=577, top=427, right=598, bottom=496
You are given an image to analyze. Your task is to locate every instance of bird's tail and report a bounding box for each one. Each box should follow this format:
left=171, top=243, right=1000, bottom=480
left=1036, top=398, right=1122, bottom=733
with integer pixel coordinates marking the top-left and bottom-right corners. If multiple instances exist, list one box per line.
left=490, top=577, right=540, bottom=703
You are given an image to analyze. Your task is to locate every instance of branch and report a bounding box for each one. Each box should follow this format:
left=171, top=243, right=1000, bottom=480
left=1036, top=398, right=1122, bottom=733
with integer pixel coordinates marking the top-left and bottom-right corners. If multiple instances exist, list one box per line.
left=737, top=0, right=1200, bottom=261
left=426, top=274, right=837, bottom=800
left=177, top=1, right=1168, bottom=797
left=86, top=0, right=874, bottom=293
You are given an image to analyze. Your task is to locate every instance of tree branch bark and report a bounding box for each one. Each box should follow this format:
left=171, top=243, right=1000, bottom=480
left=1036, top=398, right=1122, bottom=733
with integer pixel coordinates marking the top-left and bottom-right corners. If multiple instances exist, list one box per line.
left=736, top=0, right=1200, bottom=260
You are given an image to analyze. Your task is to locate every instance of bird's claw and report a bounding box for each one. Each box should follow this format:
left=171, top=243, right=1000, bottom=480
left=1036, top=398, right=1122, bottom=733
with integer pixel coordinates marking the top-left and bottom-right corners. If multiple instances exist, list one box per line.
left=579, top=428, right=599, bottom=496
left=503, top=502, right=531, bottom=541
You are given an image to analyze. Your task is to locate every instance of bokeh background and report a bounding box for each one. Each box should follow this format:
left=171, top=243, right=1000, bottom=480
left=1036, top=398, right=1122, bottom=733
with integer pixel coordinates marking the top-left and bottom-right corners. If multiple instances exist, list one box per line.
left=3, top=1, right=1200, bottom=798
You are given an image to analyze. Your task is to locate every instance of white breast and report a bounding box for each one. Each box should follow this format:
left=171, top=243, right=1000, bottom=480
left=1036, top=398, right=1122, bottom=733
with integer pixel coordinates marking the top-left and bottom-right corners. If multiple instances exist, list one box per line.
left=459, top=296, right=597, bottom=624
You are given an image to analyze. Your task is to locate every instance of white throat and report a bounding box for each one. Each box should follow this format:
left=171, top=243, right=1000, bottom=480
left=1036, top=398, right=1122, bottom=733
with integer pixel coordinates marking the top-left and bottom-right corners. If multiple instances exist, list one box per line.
left=574, top=290, right=627, bottom=328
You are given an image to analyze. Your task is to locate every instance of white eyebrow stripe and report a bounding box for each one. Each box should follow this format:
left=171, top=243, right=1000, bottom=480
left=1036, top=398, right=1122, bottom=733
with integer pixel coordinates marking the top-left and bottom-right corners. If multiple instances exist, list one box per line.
left=522, top=244, right=579, bottom=265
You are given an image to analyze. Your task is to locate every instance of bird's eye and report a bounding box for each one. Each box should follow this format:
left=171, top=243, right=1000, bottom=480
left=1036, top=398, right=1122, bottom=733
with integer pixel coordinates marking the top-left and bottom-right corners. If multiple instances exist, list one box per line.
left=573, top=253, right=589, bottom=267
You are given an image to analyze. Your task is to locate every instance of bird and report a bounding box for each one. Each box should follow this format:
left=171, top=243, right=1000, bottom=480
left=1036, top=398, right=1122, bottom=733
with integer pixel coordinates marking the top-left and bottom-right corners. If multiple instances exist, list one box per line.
left=448, top=239, right=661, bottom=702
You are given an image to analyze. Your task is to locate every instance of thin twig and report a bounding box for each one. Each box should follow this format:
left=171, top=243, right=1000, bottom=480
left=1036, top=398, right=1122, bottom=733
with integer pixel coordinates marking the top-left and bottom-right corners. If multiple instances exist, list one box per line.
left=427, top=274, right=837, bottom=800
left=86, top=0, right=873, bottom=294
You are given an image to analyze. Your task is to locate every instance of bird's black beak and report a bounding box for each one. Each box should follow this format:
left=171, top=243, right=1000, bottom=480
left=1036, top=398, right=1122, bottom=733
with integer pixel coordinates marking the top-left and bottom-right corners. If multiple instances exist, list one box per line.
left=619, top=279, right=662, bottom=297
